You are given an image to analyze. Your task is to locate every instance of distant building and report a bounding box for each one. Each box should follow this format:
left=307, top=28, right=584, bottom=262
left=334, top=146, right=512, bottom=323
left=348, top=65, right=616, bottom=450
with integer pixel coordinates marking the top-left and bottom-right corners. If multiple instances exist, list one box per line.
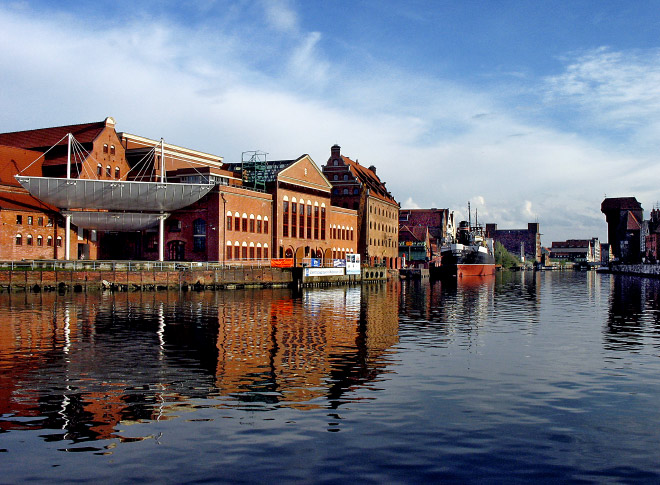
left=398, top=225, right=431, bottom=266
left=398, top=208, right=454, bottom=263
left=601, top=197, right=643, bottom=263
left=485, top=222, right=541, bottom=262
left=549, top=239, right=600, bottom=263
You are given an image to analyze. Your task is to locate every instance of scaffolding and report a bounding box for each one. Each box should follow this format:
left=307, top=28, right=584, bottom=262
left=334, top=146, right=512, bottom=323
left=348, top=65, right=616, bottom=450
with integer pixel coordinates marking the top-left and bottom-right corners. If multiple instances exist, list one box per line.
left=241, top=151, right=268, bottom=191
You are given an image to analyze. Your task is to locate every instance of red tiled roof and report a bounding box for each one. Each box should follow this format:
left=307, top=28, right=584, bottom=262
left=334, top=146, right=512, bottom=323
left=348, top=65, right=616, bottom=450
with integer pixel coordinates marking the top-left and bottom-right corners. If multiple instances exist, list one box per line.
left=341, top=156, right=397, bottom=205
left=0, top=187, right=58, bottom=212
left=0, top=121, right=107, bottom=150
left=0, top=145, right=44, bottom=186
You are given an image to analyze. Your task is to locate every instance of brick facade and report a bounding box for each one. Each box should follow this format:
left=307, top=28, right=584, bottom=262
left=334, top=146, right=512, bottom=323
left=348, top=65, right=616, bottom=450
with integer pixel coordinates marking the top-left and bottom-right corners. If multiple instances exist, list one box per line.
left=485, top=222, right=541, bottom=262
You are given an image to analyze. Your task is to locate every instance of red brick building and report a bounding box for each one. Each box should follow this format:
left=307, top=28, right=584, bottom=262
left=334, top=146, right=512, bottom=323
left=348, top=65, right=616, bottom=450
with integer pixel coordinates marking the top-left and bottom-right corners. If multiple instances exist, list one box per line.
left=601, top=197, right=644, bottom=263
left=322, top=145, right=399, bottom=268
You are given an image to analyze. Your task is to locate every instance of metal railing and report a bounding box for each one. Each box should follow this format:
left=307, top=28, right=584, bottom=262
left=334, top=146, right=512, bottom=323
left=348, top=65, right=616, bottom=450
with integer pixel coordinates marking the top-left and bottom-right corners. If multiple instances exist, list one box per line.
left=0, top=259, right=276, bottom=272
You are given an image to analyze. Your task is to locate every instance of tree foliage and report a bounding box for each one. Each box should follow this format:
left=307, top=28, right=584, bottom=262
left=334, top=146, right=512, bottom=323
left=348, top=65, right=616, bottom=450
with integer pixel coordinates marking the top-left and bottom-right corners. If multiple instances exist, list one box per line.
left=494, top=241, right=521, bottom=269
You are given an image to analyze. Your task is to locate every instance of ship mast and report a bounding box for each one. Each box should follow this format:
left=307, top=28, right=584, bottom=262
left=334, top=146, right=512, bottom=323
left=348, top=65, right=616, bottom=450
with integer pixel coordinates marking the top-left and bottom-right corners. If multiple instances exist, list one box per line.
left=468, top=201, right=471, bottom=230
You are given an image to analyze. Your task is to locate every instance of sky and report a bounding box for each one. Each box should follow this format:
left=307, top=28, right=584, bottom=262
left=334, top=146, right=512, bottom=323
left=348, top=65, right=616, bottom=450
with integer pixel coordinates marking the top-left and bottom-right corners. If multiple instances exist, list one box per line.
left=2, top=0, right=660, bottom=244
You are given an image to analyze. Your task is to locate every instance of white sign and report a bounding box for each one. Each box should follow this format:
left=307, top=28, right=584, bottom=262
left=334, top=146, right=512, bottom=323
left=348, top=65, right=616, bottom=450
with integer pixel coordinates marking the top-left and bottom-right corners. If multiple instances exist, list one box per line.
left=346, top=253, right=361, bottom=275
left=304, top=268, right=345, bottom=277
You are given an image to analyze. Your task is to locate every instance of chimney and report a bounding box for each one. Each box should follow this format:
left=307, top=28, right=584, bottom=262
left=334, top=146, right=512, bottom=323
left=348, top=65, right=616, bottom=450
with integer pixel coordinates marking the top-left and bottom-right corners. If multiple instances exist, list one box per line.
left=331, top=144, right=341, bottom=158
left=369, top=165, right=377, bottom=176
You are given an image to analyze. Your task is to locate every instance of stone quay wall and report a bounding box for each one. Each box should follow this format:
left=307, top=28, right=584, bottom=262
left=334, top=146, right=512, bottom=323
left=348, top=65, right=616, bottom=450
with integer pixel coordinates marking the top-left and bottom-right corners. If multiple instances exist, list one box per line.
left=0, top=267, right=293, bottom=292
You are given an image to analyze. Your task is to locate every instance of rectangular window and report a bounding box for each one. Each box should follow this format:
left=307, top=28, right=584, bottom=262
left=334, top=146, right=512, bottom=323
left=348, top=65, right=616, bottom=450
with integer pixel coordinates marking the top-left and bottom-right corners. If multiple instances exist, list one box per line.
left=249, top=246, right=255, bottom=259
left=227, top=245, right=232, bottom=260
left=291, top=203, right=297, bottom=238
left=264, top=247, right=269, bottom=259
left=307, top=205, right=312, bottom=239
left=47, top=217, right=53, bottom=227
left=242, top=246, right=248, bottom=259
left=283, top=200, right=289, bottom=237
left=38, top=217, right=44, bottom=226
left=314, top=206, right=319, bottom=239
left=299, top=203, right=305, bottom=238
left=16, top=215, right=22, bottom=225
left=321, top=207, right=326, bottom=240
left=257, top=247, right=262, bottom=259
left=27, top=216, right=33, bottom=225
left=264, top=219, right=269, bottom=234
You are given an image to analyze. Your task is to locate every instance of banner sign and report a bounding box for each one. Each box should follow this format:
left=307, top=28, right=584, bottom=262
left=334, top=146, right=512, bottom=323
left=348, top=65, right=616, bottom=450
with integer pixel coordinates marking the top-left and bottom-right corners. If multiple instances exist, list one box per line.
left=333, top=259, right=346, bottom=268
left=310, top=258, right=321, bottom=267
left=304, top=268, right=345, bottom=277
left=270, top=258, right=294, bottom=268
left=346, top=253, right=361, bottom=275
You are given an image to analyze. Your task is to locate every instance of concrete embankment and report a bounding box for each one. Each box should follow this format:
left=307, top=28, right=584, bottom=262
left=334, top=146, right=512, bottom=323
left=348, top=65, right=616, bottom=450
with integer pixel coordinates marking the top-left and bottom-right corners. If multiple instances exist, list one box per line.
left=602, top=264, right=660, bottom=278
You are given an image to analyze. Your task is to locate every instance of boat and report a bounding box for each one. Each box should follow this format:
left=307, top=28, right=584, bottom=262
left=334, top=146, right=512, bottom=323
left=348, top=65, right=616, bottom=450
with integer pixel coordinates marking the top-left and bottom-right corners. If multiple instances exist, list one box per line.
left=440, top=206, right=495, bottom=277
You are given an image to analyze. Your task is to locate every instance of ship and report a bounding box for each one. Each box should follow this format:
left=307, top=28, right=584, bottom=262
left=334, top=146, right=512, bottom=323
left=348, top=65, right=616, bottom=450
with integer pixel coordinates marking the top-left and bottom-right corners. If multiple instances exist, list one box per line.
left=440, top=206, right=496, bottom=278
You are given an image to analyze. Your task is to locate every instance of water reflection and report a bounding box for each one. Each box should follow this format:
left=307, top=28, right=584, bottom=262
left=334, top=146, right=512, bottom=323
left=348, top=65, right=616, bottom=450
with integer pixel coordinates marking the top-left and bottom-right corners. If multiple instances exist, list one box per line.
left=605, top=274, right=660, bottom=351
left=0, top=284, right=400, bottom=445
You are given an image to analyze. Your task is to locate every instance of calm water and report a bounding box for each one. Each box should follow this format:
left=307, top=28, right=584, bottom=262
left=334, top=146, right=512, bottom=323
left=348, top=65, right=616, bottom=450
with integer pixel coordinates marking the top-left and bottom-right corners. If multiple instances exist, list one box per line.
left=2, top=271, right=660, bottom=483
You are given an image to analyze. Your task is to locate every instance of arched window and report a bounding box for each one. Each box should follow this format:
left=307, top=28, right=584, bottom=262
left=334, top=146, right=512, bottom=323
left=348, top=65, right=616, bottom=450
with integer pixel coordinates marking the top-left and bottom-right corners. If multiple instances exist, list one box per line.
left=106, top=165, right=111, bottom=177
left=234, top=212, right=240, bottom=231
left=264, top=217, right=269, bottom=234
left=343, top=174, right=348, bottom=180
left=257, top=243, right=262, bottom=260
left=249, top=242, right=255, bottom=259
left=257, top=215, right=262, bottom=233
left=226, top=241, right=233, bottom=260
left=193, top=218, right=206, bottom=252
left=103, top=144, right=108, bottom=153
left=97, top=163, right=102, bottom=177
left=110, top=145, right=116, bottom=155
left=56, top=236, right=62, bottom=247
left=343, top=189, right=348, bottom=195
left=115, top=166, right=120, bottom=179
left=249, top=214, right=255, bottom=233
left=15, top=234, right=21, bottom=246
left=37, top=235, right=43, bottom=246
left=333, top=175, right=338, bottom=180
left=242, top=213, right=248, bottom=232
left=227, top=211, right=233, bottom=231
left=242, top=242, right=248, bottom=260
left=47, top=236, right=53, bottom=247
left=26, top=234, right=33, bottom=246
left=263, top=244, right=269, bottom=259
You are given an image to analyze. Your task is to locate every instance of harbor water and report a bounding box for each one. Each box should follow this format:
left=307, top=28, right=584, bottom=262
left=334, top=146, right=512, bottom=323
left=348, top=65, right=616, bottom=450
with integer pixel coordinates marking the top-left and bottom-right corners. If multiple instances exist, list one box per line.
left=2, top=271, right=660, bottom=482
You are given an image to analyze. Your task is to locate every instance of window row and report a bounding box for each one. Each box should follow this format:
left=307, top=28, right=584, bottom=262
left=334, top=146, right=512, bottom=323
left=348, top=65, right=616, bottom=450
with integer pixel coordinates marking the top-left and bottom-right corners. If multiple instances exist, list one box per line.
left=16, top=215, right=53, bottom=226
left=282, top=199, right=326, bottom=240
left=15, top=234, right=62, bottom=247
left=102, top=144, right=116, bottom=155
left=226, top=241, right=269, bottom=260
left=370, top=238, right=396, bottom=248
left=226, top=212, right=269, bottom=234
left=332, top=188, right=359, bottom=195
left=330, top=225, right=354, bottom=241
left=370, top=205, right=397, bottom=219
left=97, top=163, right=121, bottom=179
left=370, top=221, right=397, bottom=233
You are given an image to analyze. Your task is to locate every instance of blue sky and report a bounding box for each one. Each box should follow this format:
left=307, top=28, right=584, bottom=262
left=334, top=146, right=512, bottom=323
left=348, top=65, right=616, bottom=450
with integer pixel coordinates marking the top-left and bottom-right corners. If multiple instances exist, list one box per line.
left=2, top=0, right=660, bottom=244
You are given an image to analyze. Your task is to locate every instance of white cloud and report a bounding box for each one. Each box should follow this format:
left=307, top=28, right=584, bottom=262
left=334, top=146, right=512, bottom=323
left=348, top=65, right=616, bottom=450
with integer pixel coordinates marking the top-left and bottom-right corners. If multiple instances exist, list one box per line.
left=2, top=7, right=660, bottom=244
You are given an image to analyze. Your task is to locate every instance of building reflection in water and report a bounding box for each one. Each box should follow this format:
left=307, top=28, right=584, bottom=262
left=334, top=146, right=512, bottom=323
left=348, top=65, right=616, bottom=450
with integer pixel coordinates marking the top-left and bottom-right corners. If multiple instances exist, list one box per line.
left=605, top=274, right=660, bottom=352
left=0, top=283, right=399, bottom=445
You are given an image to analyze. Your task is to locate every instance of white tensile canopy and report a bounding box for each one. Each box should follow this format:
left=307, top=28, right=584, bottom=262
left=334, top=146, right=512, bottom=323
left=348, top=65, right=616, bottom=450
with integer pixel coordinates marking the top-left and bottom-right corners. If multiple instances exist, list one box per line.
left=62, top=211, right=169, bottom=231
left=15, top=176, right=214, bottom=211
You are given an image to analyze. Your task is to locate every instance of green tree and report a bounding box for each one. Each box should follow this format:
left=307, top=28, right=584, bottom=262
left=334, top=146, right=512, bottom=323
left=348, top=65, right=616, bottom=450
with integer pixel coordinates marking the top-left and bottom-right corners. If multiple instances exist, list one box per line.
left=494, top=241, right=521, bottom=269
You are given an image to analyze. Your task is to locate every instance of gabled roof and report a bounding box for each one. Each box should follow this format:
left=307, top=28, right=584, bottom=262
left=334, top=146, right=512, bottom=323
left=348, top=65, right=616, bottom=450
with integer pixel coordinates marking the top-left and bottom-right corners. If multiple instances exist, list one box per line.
left=0, top=119, right=111, bottom=150
left=626, top=210, right=641, bottom=230
left=399, top=224, right=429, bottom=242
left=340, top=156, right=397, bottom=205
